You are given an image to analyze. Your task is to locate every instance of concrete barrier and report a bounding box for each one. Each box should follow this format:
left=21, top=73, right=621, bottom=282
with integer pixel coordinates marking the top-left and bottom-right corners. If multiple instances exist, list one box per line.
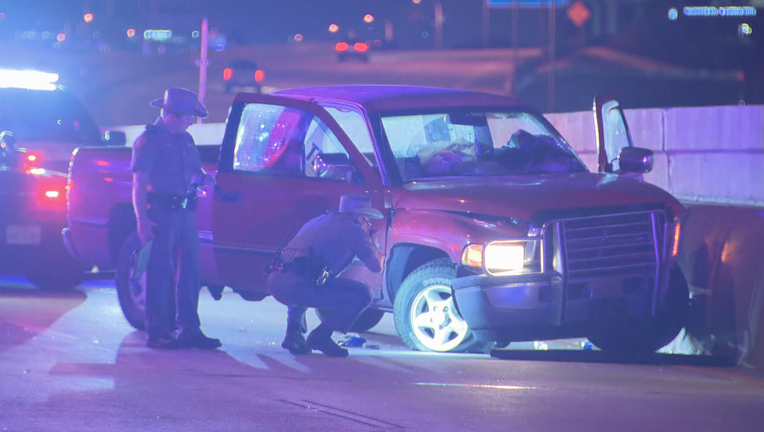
left=107, top=123, right=226, bottom=147
left=548, top=105, right=764, bottom=207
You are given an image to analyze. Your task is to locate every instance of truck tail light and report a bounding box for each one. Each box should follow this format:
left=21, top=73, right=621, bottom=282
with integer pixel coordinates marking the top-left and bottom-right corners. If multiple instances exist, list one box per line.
left=223, top=68, right=233, bottom=81
left=23, top=151, right=43, bottom=173
left=335, top=42, right=349, bottom=52
left=254, top=69, right=265, bottom=82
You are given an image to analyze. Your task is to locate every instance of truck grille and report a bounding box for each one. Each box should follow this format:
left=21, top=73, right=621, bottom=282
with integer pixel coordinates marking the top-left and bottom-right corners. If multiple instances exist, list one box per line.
left=560, top=211, right=664, bottom=278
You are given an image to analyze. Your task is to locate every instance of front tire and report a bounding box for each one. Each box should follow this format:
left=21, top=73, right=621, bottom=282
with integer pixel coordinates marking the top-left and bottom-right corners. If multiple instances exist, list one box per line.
left=393, top=258, right=492, bottom=353
left=115, top=232, right=146, bottom=330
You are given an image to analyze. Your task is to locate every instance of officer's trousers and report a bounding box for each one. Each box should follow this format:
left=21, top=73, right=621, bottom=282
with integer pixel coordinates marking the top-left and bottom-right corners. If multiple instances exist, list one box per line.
left=267, top=271, right=374, bottom=334
left=145, top=208, right=202, bottom=339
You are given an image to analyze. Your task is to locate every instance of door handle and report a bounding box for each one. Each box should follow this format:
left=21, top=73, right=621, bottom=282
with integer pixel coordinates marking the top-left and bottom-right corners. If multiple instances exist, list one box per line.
left=214, top=185, right=243, bottom=203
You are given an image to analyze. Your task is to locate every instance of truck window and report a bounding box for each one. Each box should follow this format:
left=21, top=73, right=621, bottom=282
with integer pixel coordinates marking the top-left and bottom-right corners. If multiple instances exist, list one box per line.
left=303, top=117, right=358, bottom=182
left=233, top=103, right=303, bottom=175
left=324, top=107, right=377, bottom=167
left=601, top=100, right=632, bottom=172
left=382, top=110, right=586, bottom=181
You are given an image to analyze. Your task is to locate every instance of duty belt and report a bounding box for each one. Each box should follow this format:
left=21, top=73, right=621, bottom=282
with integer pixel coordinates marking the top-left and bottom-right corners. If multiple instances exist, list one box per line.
left=148, top=192, right=198, bottom=211
left=265, top=256, right=332, bottom=287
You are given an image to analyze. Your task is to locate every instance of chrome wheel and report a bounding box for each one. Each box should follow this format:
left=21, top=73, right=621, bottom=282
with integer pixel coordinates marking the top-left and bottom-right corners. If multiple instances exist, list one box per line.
left=409, top=283, right=469, bottom=352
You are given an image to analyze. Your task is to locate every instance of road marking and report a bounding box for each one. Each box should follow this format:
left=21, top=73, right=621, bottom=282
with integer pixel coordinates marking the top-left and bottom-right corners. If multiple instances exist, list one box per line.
left=677, top=365, right=764, bottom=388
left=279, top=399, right=404, bottom=429
left=415, top=382, right=536, bottom=390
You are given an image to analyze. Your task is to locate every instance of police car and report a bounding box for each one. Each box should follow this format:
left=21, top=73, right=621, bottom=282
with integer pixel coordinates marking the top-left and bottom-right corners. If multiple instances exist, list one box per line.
left=0, top=69, right=124, bottom=289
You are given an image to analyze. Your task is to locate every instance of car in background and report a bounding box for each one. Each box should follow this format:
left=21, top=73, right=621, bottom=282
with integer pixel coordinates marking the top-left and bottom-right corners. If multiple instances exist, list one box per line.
left=223, top=60, right=265, bottom=94
left=335, top=39, right=369, bottom=62
left=0, top=68, right=125, bottom=290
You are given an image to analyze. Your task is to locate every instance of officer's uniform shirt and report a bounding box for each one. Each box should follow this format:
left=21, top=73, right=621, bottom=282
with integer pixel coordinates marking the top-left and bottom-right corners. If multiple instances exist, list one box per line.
left=281, top=212, right=383, bottom=275
left=130, top=119, right=202, bottom=195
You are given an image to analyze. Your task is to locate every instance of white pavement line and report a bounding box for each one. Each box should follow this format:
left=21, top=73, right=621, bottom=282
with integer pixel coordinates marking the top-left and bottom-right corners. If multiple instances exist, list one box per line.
left=414, top=382, right=536, bottom=390
left=279, top=399, right=405, bottom=429
left=2, top=319, right=79, bottom=341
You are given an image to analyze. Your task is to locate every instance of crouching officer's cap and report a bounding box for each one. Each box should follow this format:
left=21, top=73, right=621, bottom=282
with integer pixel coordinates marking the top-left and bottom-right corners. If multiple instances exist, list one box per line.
left=338, top=194, right=383, bottom=219
left=150, top=87, right=208, bottom=118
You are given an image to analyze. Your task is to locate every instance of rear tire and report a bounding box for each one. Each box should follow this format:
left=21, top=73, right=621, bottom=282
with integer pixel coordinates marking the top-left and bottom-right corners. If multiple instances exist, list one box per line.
left=26, top=254, right=88, bottom=291
left=350, top=309, right=386, bottom=332
left=393, top=258, right=493, bottom=353
left=27, top=268, right=87, bottom=291
left=115, top=232, right=147, bottom=330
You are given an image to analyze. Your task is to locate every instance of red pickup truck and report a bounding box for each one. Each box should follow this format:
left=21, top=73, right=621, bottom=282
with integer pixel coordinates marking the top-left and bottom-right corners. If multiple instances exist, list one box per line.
left=65, top=86, right=689, bottom=353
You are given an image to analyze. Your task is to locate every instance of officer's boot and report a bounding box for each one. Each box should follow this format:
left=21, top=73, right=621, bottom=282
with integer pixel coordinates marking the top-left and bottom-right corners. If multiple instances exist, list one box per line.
left=282, top=307, right=312, bottom=355
left=307, top=324, right=348, bottom=358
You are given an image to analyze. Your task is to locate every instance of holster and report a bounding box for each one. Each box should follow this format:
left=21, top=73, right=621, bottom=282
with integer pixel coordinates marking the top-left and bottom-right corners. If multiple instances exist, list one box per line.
left=265, top=256, right=332, bottom=287
left=148, top=192, right=198, bottom=212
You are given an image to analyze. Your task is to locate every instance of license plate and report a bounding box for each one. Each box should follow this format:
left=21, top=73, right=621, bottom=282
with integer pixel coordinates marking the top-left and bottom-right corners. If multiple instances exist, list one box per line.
left=6, top=225, right=42, bottom=245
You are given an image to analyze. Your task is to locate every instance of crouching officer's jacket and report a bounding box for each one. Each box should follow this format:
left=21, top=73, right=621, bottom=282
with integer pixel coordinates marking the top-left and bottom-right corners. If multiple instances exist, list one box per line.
left=279, top=212, right=383, bottom=279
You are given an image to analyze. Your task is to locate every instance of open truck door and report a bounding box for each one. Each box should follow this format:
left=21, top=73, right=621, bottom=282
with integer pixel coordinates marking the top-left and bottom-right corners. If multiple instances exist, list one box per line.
left=594, top=93, right=654, bottom=178
left=212, top=93, right=387, bottom=296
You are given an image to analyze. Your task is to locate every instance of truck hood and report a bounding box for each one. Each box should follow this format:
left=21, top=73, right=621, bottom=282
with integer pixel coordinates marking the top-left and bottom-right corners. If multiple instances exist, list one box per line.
left=395, top=173, right=683, bottom=222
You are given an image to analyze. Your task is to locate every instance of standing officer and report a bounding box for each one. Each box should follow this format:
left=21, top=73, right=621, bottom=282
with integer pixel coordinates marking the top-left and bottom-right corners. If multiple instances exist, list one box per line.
left=131, top=87, right=220, bottom=350
left=267, top=194, right=384, bottom=357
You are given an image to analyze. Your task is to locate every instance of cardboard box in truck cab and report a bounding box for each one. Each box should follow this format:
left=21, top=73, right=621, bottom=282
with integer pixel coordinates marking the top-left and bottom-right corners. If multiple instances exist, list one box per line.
left=66, top=86, right=690, bottom=353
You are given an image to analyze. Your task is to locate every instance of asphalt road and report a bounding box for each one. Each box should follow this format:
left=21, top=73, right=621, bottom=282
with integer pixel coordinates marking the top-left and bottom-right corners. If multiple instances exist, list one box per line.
left=1, top=279, right=763, bottom=431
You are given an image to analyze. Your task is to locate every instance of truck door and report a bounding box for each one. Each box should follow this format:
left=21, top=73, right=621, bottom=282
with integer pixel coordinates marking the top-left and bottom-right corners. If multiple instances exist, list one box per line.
left=593, top=93, right=634, bottom=174
left=212, top=94, right=387, bottom=294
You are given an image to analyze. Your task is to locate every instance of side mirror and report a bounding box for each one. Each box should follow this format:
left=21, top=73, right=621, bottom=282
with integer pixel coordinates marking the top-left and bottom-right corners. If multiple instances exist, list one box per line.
left=313, top=153, right=361, bottom=183
left=618, top=147, right=653, bottom=174
left=103, top=130, right=127, bottom=147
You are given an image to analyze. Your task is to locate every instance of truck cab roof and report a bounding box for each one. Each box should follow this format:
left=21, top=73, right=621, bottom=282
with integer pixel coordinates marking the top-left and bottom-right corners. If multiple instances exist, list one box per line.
left=271, top=85, right=528, bottom=112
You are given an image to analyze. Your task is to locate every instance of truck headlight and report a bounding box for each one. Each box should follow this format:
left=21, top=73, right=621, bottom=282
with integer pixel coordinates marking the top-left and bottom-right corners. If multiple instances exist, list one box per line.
left=485, top=243, right=525, bottom=273
left=461, top=238, right=543, bottom=276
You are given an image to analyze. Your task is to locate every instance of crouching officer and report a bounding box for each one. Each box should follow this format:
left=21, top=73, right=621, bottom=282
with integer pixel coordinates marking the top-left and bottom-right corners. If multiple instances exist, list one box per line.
left=131, top=87, right=221, bottom=350
left=266, top=194, right=384, bottom=357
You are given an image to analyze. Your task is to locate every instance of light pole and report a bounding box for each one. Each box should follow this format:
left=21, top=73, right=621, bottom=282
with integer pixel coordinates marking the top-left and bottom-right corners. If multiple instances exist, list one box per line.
left=434, top=0, right=443, bottom=49
left=547, top=1, right=556, bottom=112
left=197, top=17, right=209, bottom=124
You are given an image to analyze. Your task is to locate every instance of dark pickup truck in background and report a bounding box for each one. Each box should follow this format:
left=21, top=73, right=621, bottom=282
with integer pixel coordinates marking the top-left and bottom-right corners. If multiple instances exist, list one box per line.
left=1, top=72, right=126, bottom=290
left=65, top=85, right=691, bottom=353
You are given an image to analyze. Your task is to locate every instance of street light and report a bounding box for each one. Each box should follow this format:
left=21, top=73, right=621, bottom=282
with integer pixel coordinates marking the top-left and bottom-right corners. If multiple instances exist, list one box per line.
left=83, top=13, right=94, bottom=23
left=328, top=23, right=339, bottom=33
left=364, top=14, right=374, bottom=24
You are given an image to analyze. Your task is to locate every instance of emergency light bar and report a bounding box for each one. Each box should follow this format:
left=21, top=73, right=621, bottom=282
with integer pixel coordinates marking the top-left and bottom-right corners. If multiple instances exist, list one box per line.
left=0, top=69, right=59, bottom=91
